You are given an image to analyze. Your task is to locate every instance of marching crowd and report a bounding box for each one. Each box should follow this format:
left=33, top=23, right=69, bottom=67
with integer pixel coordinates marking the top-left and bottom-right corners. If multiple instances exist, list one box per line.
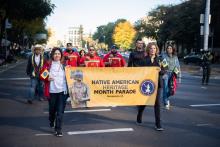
left=26, top=39, right=181, bottom=137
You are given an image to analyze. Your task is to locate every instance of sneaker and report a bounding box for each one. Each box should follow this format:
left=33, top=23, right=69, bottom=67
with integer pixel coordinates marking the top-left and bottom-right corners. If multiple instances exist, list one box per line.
left=27, top=100, right=32, bottom=104
left=38, top=98, right=44, bottom=101
left=136, top=119, right=142, bottom=126
left=136, top=121, right=142, bottom=126
left=55, top=131, right=63, bottom=137
left=165, top=104, right=170, bottom=110
left=155, top=126, right=164, bottom=131
left=165, top=101, right=170, bottom=110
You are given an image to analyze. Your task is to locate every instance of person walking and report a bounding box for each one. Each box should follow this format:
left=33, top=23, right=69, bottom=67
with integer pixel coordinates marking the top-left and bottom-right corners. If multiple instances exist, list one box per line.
left=78, top=49, right=87, bottom=67
left=103, top=45, right=126, bottom=67
left=26, top=44, right=44, bottom=104
left=43, top=47, right=68, bottom=137
left=128, top=39, right=147, bottom=67
left=135, top=42, right=164, bottom=131
left=162, top=45, right=181, bottom=109
left=201, top=51, right=213, bottom=85
left=83, top=46, right=104, bottom=67
left=63, top=43, right=79, bottom=67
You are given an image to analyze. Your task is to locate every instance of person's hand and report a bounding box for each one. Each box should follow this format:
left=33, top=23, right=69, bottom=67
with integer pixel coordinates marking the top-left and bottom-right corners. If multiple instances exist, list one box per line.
left=73, top=99, right=80, bottom=105
left=105, top=62, right=110, bottom=66
left=64, top=56, right=69, bottom=60
left=85, top=56, right=90, bottom=61
left=79, top=64, right=85, bottom=67
left=48, top=77, right=54, bottom=81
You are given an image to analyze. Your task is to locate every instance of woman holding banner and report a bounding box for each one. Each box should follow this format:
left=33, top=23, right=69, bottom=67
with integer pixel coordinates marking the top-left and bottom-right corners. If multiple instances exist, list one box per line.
left=136, top=42, right=165, bottom=131
left=40, top=47, right=68, bottom=137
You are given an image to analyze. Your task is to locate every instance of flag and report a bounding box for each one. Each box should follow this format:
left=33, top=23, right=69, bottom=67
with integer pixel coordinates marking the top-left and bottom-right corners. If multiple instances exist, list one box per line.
left=161, top=58, right=168, bottom=68
left=173, top=67, right=180, bottom=74
left=40, top=69, right=49, bottom=79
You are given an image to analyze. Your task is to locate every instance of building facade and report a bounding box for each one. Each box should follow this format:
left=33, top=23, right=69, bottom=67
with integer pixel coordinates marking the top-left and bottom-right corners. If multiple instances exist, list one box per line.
left=64, top=26, right=82, bottom=48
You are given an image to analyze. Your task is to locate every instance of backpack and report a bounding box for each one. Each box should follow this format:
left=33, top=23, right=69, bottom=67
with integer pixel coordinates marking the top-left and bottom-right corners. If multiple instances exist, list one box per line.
left=168, top=72, right=177, bottom=97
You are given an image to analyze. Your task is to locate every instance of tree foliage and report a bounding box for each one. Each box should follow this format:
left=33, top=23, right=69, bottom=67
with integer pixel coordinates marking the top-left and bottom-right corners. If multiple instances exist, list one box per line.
left=113, top=21, right=136, bottom=49
left=93, top=19, right=127, bottom=48
left=135, top=0, right=203, bottom=50
left=0, top=0, right=55, bottom=46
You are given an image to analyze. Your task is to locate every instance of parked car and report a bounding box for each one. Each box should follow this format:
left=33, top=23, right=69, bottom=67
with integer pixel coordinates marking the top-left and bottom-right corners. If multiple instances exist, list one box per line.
left=20, top=49, right=32, bottom=58
left=183, top=52, right=203, bottom=65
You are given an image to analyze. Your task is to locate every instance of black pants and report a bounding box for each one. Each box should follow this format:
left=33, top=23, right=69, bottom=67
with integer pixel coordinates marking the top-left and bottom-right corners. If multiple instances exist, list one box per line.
left=137, top=88, right=161, bottom=128
left=49, top=92, right=66, bottom=132
left=202, top=66, right=211, bottom=84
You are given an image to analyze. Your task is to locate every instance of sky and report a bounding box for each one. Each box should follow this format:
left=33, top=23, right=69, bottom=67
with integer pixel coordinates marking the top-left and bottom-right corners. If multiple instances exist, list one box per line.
left=46, top=0, right=183, bottom=40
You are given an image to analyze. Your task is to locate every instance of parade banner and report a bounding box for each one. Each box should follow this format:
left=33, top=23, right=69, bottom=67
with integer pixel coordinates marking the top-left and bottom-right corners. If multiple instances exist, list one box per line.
left=65, top=67, right=160, bottom=108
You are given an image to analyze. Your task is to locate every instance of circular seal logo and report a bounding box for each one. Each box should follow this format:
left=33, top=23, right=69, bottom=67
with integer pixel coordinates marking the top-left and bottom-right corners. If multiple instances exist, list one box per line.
left=140, top=80, right=155, bottom=96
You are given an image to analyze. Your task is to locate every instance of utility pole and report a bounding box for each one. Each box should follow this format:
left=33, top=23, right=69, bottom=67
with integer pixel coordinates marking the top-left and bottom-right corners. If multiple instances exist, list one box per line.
left=203, top=0, right=211, bottom=51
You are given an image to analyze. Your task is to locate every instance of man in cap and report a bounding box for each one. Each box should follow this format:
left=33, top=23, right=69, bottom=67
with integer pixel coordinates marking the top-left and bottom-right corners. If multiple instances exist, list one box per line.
left=83, top=46, right=104, bottom=67
left=26, top=44, right=44, bottom=104
left=103, top=45, right=126, bottom=67
left=63, top=43, right=80, bottom=67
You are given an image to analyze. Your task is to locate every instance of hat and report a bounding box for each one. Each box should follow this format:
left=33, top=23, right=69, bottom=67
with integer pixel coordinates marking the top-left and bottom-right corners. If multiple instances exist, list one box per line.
left=111, top=45, right=117, bottom=49
left=32, top=44, right=44, bottom=53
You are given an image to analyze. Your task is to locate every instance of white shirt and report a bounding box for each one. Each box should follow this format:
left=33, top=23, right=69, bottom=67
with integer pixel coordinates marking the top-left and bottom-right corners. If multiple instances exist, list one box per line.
left=49, top=61, right=67, bottom=93
left=35, top=54, right=40, bottom=66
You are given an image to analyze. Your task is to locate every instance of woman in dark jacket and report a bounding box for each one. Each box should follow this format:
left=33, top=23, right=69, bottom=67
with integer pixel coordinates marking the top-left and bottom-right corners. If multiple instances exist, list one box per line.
left=136, top=42, right=165, bottom=131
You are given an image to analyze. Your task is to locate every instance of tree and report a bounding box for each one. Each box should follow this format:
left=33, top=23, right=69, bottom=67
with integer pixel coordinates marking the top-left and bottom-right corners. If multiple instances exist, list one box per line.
left=0, top=0, right=55, bottom=49
left=135, top=0, right=203, bottom=52
left=93, top=19, right=127, bottom=48
left=135, top=5, right=169, bottom=42
left=113, top=21, right=136, bottom=50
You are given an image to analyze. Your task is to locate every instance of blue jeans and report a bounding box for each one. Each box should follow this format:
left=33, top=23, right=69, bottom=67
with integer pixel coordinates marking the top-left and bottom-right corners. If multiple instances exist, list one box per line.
left=49, top=92, right=67, bottom=132
left=162, top=72, right=172, bottom=105
left=28, top=78, right=43, bottom=101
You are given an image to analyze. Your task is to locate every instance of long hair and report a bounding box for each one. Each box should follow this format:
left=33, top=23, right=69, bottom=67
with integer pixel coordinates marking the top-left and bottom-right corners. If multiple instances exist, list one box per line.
left=50, top=47, right=64, bottom=63
left=166, top=44, right=177, bottom=56
left=146, top=42, right=160, bottom=56
left=79, top=49, right=86, bottom=57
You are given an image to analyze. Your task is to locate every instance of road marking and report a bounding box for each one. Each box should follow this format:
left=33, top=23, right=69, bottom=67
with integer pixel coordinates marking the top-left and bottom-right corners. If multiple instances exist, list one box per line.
left=0, top=61, right=26, bottom=73
left=35, top=133, right=53, bottom=136
left=0, top=77, right=29, bottom=81
left=201, top=86, right=207, bottom=89
left=44, top=108, right=111, bottom=114
left=190, top=104, right=220, bottom=107
left=67, top=128, right=134, bottom=135
left=196, top=123, right=212, bottom=127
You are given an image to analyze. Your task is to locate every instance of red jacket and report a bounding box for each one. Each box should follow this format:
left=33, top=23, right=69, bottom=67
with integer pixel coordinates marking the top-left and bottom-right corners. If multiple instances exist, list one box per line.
left=40, top=61, right=51, bottom=99
left=63, top=51, right=79, bottom=67
left=103, top=52, right=126, bottom=67
left=78, top=56, right=86, bottom=66
left=84, top=55, right=105, bottom=67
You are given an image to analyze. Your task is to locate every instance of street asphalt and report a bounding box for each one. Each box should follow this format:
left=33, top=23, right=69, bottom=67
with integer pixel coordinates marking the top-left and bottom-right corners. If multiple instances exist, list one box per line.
left=0, top=61, right=219, bottom=147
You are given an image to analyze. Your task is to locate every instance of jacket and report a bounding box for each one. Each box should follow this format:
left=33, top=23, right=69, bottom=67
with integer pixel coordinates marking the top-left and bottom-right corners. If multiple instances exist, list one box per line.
left=26, top=54, right=44, bottom=78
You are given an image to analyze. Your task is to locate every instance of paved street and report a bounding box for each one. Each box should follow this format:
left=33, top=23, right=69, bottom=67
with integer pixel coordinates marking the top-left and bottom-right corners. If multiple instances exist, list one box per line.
left=0, top=61, right=220, bottom=147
